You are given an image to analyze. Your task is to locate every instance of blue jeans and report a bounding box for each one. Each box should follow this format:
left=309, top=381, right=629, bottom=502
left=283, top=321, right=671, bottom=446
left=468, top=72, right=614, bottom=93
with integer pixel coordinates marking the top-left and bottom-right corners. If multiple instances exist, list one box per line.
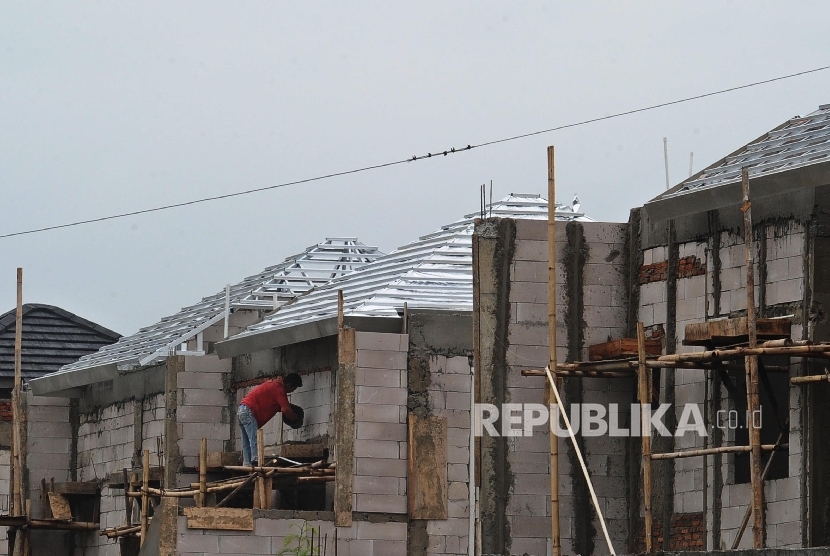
left=237, top=404, right=258, bottom=466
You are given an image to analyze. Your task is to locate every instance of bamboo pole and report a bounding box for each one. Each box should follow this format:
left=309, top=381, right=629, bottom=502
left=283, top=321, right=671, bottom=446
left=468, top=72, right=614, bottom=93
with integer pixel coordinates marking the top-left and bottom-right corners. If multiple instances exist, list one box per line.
left=637, top=323, right=653, bottom=552
left=124, top=469, right=132, bottom=525
left=547, top=145, right=561, bottom=556
left=742, top=167, right=765, bottom=548
left=256, top=429, right=268, bottom=509
left=656, top=344, right=830, bottom=363
left=544, top=366, right=616, bottom=555
left=732, top=432, right=786, bottom=549
left=12, top=269, right=23, bottom=518
left=198, top=438, right=207, bottom=507
left=791, top=374, right=830, bottom=385
left=651, top=444, right=785, bottom=460
left=140, top=450, right=149, bottom=547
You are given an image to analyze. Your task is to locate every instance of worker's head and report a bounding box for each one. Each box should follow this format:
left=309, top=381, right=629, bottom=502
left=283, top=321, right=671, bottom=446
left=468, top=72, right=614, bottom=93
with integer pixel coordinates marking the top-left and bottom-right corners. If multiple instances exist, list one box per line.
left=283, top=372, right=303, bottom=393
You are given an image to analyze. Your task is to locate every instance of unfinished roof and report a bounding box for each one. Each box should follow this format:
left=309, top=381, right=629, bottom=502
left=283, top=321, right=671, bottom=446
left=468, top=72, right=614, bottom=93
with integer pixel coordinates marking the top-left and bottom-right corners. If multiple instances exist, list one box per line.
left=0, top=304, right=120, bottom=383
left=30, top=238, right=381, bottom=394
left=217, top=194, right=592, bottom=356
left=646, top=104, right=830, bottom=221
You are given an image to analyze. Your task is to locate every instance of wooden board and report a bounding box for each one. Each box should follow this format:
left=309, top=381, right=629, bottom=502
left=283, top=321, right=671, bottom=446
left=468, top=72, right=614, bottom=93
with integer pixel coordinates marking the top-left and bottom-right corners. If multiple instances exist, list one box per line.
left=206, top=451, right=242, bottom=469
left=683, top=317, right=791, bottom=346
left=408, top=414, right=448, bottom=520
left=183, top=507, right=254, bottom=531
left=106, top=466, right=165, bottom=488
left=52, top=481, right=99, bottom=495
left=279, top=441, right=328, bottom=459
left=48, top=493, right=72, bottom=521
left=589, top=338, right=662, bottom=361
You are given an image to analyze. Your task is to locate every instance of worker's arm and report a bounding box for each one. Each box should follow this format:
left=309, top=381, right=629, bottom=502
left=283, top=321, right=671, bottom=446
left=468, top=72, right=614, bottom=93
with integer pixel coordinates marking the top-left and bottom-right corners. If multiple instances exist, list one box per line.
left=275, top=383, right=296, bottom=421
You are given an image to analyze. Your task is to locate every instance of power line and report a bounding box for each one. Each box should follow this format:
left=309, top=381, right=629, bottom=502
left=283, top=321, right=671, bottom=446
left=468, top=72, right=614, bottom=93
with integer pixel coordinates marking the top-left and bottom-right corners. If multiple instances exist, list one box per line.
left=2, top=64, right=829, bottom=240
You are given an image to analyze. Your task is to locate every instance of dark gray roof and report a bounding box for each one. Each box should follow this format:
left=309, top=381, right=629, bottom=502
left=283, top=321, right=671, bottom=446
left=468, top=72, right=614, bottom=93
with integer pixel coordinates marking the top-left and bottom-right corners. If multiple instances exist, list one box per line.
left=0, top=304, right=120, bottom=382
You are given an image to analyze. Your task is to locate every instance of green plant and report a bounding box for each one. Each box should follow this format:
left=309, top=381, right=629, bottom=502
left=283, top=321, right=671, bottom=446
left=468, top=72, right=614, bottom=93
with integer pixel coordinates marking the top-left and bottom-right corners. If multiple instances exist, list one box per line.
left=276, top=521, right=320, bottom=556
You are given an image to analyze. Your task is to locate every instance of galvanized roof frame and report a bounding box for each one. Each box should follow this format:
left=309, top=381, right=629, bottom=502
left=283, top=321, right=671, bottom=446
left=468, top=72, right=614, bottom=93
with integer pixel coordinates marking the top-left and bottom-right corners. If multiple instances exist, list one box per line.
left=29, top=238, right=382, bottom=396
left=217, top=194, right=592, bottom=358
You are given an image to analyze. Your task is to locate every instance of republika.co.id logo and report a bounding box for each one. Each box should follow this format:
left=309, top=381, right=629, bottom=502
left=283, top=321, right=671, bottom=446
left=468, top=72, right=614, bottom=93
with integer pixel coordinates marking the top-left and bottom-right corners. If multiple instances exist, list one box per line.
left=474, top=403, right=762, bottom=437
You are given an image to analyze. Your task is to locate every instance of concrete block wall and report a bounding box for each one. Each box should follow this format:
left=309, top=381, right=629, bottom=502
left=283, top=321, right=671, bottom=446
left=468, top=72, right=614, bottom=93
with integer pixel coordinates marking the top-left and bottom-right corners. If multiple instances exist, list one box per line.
left=77, top=402, right=134, bottom=483
left=26, top=392, right=72, bottom=513
left=764, top=223, right=805, bottom=308
left=642, top=222, right=807, bottom=550
left=503, top=220, right=630, bottom=555
left=179, top=355, right=232, bottom=469
left=674, top=241, right=708, bottom=516
left=177, top=514, right=408, bottom=556
left=353, top=331, right=408, bottom=518
left=282, top=369, right=333, bottom=443
left=424, top=354, right=472, bottom=556
left=640, top=245, right=668, bottom=331
left=77, top=399, right=135, bottom=556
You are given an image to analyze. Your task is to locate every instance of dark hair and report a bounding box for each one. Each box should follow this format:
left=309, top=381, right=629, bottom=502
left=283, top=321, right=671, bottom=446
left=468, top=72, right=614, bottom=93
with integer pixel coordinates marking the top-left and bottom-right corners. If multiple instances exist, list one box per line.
left=283, top=372, right=303, bottom=389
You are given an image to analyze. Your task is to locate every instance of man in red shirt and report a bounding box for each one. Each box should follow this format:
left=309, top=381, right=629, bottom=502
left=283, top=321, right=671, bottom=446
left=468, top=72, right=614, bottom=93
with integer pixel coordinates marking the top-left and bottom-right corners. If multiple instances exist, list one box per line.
left=237, top=373, right=303, bottom=467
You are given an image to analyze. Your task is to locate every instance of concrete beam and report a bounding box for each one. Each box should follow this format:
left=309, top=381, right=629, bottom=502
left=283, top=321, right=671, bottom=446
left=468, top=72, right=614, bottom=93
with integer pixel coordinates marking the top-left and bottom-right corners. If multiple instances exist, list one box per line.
left=645, top=161, right=830, bottom=223
left=214, top=316, right=401, bottom=358
left=29, top=363, right=120, bottom=397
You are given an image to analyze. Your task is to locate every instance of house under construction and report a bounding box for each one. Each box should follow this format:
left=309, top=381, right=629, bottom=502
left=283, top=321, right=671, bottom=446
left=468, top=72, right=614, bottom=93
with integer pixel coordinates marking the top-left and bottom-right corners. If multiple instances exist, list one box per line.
left=1, top=104, right=829, bottom=556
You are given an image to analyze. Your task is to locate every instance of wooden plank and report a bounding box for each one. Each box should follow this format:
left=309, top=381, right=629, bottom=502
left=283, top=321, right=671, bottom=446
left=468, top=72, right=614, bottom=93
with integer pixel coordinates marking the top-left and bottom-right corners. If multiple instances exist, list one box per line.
left=52, top=481, right=99, bottom=496
left=279, top=443, right=328, bottom=459
left=48, top=493, right=72, bottom=521
left=408, top=414, right=448, bottom=519
left=106, top=466, right=164, bottom=488
left=334, top=318, right=356, bottom=527
left=183, top=507, right=254, bottom=531
left=589, top=338, right=662, bottom=360
left=683, top=317, right=791, bottom=346
left=206, top=451, right=242, bottom=469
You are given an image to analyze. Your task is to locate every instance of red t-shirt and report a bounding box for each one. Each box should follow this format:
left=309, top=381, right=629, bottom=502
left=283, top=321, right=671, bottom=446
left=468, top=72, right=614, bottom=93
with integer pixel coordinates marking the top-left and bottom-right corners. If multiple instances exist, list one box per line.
left=241, top=378, right=296, bottom=428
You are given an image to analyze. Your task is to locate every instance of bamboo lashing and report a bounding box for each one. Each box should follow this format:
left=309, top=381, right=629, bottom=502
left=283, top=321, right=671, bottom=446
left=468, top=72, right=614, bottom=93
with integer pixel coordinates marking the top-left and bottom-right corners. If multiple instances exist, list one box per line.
left=544, top=366, right=616, bottom=555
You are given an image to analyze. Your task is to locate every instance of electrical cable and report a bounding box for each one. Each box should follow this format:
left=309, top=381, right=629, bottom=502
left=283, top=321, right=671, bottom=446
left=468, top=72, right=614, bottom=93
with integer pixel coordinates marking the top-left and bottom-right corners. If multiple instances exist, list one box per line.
left=2, top=64, right=828, bottom=240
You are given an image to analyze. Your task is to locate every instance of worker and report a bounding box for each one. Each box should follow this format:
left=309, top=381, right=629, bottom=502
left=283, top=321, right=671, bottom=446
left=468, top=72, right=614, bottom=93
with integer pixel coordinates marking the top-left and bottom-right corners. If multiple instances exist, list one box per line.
left=237, top=373, right=303, bottom=467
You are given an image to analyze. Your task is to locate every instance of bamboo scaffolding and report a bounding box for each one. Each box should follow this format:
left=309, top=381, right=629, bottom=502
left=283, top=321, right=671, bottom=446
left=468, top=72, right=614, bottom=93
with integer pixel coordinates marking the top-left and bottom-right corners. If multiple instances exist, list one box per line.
left=637, top=323, right=653, bottom=553
left=791, top=374, right=830, bottom=385
left=650, top=444, right=785, bottom=460
left=544, top=366, right=616, bottom=555
left=742, top=167, right=765, bottom=549
left=101, top=524, right=141, bottom=538
left=547, top=145, right=561, bottom=556
left=198, top=438, right=207, bottom=507
left=731, top=431, right=787, bottom=549
left=140, top=450, right=149, bottom=547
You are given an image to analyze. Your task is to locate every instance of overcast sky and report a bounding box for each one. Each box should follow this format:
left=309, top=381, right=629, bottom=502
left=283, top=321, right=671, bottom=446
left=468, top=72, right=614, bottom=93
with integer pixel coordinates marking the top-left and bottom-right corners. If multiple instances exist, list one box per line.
left=2, top=2, right=829, bottom=335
